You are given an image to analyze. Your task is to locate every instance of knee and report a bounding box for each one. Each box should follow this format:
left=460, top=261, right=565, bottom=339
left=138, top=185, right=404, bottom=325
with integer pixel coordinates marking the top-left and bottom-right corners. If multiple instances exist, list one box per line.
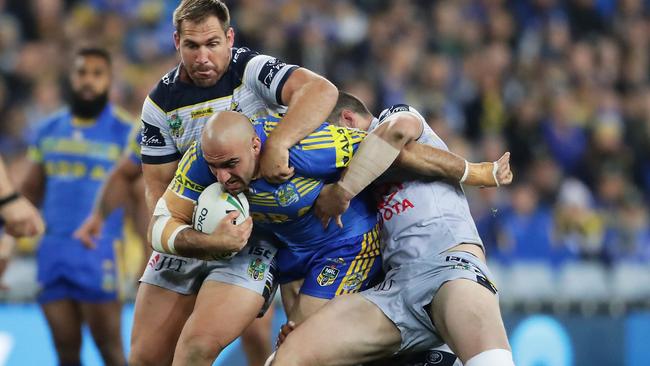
left=272, top=337, right=317, bottom=366
left=273, top=350, right=315, bottom=366
left=128, top=352, right=159, bottom=366
left=272, top=349, right=302, bottom=366
left=53, top=341, right=80, bottom=364
left=177, top=333, right=226, bottom=364
left=96, top=343, right=125, bottom=366
left=95, top=335, right=123, bottom=354
left=241, top=322, right=271, bottom=347
left=129, top=345, right=171, bottom=366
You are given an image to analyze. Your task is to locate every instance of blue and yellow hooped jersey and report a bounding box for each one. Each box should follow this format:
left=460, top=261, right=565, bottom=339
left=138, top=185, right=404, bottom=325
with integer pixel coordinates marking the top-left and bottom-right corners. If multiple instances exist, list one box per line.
left=170, top=115, right=377, bottom=250
left=28, top=104, right=134, bottom=240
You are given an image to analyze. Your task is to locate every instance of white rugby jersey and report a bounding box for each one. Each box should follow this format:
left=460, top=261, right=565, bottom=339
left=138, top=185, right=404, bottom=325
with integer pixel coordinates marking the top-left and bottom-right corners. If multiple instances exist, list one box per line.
left=140, top=47, right=297, bottom=163
left=370, top=105, right=483, bottom=268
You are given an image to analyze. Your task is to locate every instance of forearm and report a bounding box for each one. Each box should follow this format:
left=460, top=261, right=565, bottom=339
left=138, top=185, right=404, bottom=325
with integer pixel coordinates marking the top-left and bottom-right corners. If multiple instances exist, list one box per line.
left=0, top=158, right=14, bottom=197
left=149, top=189, right=230, bottom=259
left=337, top=115, right=417, bottom=198
left=268, top=76, right=337, bottom=148
left=150, top=208, right=235, bottom=260
left=338, top=134, right=401, bottom=199
left=19, top=162, right=45, bottom=206
left=172, top=228, right=219, bottom=259
left=395, top=141, right=503, bottom=186
left=395, top=142, right=466, bottom=180
left=0, top=233, right=14, bottom=259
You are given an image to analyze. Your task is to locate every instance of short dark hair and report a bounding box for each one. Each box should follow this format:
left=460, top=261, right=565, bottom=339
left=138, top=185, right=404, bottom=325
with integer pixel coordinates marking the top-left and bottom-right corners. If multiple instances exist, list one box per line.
left=173, top=0, right=230, bottom=34
left=327, top=91, right=372, bottom=124
left=76, top=47, right=111, bottom=66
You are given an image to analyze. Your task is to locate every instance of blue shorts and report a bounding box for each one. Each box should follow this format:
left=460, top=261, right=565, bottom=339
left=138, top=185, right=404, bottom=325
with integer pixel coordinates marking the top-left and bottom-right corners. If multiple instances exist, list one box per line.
left=37, top=237, right=119, bottom=304
left=277, top=224, right=383, bottom=299
left=38, top=277, right=118, bottom=304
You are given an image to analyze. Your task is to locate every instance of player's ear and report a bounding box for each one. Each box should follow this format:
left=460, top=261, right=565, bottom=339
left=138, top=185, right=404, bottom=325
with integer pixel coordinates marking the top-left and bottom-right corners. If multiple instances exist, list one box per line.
left=226, top=27, right=235, bottom=47
left=341, top=109, right=355, bottom=128
left=173, top=31, right=181, bottom=50
left=252, top=136, right=261, bottom=154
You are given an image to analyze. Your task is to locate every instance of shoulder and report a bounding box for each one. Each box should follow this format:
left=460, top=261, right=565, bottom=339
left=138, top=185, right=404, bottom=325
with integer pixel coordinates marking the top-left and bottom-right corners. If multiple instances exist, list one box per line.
left=178, top=141, right=211, bottom=177
left=373, top=104, right=426, bottom=136
left=181, top=140, right=204, bottom=161
left=110, top=105, right=136, bottom=127
left=146, top=65, right=181, bottom=112
left=34, top=108, right=69, bottom=134
left=377, top=104, right=424, bottom=124
left=250, top=114, right=281, bottom=145
left=230, top=47, right=260, bottom=78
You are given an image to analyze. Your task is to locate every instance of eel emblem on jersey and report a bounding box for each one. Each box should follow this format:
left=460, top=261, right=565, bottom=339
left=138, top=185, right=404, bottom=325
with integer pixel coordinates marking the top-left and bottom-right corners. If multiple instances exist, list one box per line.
left=342, top=272, right=364, bottom=292
left=275, top=182, right=300, bottom=207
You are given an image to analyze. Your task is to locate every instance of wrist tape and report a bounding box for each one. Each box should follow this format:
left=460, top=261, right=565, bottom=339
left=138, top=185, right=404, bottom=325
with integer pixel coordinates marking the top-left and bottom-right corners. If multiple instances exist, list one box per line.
left=338, top=134, right=401, bottom=197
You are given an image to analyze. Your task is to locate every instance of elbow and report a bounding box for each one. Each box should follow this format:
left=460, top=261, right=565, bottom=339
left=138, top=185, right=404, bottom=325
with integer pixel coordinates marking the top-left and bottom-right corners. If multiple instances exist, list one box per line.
left=284, top=69, right=337, bottom=108
left=379, top=123, right=411, bottom=148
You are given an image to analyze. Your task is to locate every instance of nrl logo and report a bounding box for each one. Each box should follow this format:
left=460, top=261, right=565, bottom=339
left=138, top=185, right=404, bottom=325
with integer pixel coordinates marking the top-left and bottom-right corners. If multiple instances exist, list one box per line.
left=317, top=264, right=340, bottom=286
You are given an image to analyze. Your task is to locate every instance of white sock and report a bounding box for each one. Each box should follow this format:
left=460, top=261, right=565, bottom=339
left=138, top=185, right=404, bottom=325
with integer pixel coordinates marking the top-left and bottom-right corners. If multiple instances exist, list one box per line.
left=465, top=349, right=515, bottom=366
left=263, top=351, right=276, bottom=366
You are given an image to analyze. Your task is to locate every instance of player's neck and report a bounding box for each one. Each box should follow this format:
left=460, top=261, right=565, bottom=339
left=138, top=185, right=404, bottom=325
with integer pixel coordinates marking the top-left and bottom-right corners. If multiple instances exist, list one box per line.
left=361, top=116, right=373, bottom=131
left=71, top=116, right=97, bottom=127
left=252, top=163, right=260, bottom=181
left=179, top=64, right=193, bottom=84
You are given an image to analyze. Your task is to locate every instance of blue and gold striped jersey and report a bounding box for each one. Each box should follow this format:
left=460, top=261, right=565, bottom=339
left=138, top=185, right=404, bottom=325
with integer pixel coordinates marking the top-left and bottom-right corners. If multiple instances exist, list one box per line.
left=170, top=115, right=376, bottom=250
left=28, top=104, right=134, bottom=241
left=126, top=122, right=142, bottom=165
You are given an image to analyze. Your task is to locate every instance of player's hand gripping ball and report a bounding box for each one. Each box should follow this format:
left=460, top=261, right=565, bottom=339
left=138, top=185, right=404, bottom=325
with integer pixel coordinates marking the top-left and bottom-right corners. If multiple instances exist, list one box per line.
left=193, top=183, right=250, bottom=260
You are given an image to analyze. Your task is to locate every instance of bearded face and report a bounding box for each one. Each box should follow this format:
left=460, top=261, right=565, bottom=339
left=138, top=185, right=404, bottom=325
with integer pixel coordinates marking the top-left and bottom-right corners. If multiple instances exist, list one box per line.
left=68, top=55, right=111, bottom=118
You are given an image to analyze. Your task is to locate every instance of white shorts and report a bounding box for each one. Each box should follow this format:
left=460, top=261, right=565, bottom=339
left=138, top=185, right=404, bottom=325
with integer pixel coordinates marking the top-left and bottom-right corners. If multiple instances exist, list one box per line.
left=140, top=234, right=279, bottom=315
left=361, top=251, right=497, bottom=353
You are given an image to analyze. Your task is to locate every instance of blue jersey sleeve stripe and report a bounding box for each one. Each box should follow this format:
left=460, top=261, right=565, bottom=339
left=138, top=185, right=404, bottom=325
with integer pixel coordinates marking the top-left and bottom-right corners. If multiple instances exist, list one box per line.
left=248, top=200, right=276, bottom=206
left=301, top=143, right=336, bottom=150
left=299, top=137, right=335, bottom=144
left=297, top=180, right=319, bottom=193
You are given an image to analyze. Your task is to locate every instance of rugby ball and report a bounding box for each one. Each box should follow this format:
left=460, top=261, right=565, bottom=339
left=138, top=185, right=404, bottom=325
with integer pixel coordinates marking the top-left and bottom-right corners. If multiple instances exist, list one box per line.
left=193, top=182, right=250, bottom=260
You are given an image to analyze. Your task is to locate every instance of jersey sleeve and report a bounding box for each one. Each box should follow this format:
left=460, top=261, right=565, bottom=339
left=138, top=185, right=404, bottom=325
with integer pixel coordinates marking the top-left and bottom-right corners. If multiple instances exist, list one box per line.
left=27, top=137, right=43, bottom=164
left=140, top=93, right=181, bottom=164
left=242, top=54, right=299, bottom=106
left=289, top=124, right=367, bottom=180
left=374, top=104, right=427, bottom=132
left=168, top=142, right=216, bottom=201
left=26, top=119, right=50, bottom=163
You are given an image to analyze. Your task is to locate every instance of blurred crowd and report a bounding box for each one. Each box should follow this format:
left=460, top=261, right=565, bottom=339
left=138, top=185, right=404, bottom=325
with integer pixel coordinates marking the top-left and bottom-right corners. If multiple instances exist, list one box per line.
left=1, top=0, right=650, bottom=269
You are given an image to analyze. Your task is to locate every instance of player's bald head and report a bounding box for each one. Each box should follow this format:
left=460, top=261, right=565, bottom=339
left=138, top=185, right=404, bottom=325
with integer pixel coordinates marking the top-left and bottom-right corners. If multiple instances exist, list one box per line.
left=202, top=111, right=256, bottom=150
left=201, top=111, right=261, bottom=193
